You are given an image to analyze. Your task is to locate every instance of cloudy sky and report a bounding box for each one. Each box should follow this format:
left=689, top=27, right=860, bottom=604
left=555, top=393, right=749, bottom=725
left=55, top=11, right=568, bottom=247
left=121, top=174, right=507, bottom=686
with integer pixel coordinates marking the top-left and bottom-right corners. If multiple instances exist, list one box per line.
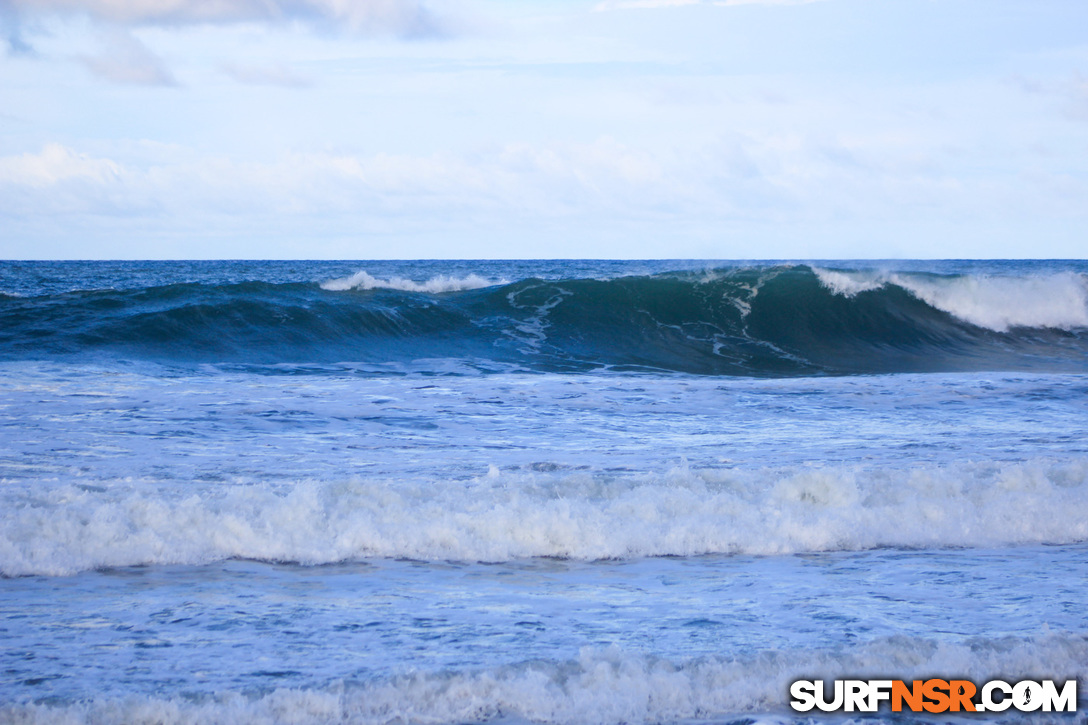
left=1, top=0, right=1087, bottom=259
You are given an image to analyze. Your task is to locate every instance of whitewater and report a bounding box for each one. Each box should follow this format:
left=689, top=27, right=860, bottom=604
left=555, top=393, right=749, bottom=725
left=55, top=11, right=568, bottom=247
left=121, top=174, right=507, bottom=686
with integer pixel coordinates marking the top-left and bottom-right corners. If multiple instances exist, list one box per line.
left=1, top=259, right=1086, bottom=724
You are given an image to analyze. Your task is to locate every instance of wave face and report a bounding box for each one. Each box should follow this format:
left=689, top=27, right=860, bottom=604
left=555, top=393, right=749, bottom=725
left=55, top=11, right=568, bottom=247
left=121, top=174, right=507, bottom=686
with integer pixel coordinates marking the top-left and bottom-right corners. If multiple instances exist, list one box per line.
left=5, top=460, right=1087, bottom=576
left=2, top=264, right=1087, bottom=375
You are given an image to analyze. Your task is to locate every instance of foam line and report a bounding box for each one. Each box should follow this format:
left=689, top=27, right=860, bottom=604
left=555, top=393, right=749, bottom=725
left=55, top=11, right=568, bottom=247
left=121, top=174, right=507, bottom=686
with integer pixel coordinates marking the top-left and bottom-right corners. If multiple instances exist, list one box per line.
left=4, top=633, right=1085, bottom=723
left=4, top=460, right=1088, bottom=576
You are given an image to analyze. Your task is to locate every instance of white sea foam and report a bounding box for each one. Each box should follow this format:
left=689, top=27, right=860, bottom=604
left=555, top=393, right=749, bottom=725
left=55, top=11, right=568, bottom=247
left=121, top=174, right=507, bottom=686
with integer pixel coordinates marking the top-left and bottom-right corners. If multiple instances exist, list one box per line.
left=894, top=272, right=1088, bottom=332
left=810, top=268, right=886, bottom=298
left=813, top=268, right=1088, bottom=332
left=3, top=460, right=1088, bottom=577
left=320, top=271, right=504, bottom=293
left=4, top=633, right=1085, bottom=724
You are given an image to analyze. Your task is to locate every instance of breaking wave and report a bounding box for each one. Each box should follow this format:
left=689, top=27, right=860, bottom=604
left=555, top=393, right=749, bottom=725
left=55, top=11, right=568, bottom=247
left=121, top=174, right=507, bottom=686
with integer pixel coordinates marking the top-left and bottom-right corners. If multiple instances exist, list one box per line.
left=319, top=271, right=504, bottom=293
left=4, top=634, right=1085, bottom=724
left=2, top=266, right=1087, bottom=375
left=4, top=459, right=1088, bottom=577
left=812, top=267, right=1088, bottom=332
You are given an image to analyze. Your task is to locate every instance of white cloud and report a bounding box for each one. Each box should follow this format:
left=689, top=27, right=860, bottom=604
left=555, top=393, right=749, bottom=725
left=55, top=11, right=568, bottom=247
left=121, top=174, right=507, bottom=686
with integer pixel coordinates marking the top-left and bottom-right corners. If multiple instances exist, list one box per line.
left=78, top=28, right=176, bottom=84
left=0, top=140, right=706, bottom=223
left=2, top=0, right=448, bottom=83
left=0, top=0, right=446, bottom=39
left=711, top=0, right=825, bottom=5
left=3, top=131, right=1087, bottom=258
left=594, top=0, right=824, bottom=10
left=593, top=0, right=698, bottom=10
left=0, top=143, right=121, bottom=186
left=5, top=129, right=1084, bottom=226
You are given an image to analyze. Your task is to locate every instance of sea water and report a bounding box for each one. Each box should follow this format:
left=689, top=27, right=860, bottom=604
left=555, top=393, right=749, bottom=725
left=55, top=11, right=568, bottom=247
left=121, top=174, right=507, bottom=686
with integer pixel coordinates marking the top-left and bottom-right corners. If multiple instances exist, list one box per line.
left=1, top=260, right=1086, bottom=723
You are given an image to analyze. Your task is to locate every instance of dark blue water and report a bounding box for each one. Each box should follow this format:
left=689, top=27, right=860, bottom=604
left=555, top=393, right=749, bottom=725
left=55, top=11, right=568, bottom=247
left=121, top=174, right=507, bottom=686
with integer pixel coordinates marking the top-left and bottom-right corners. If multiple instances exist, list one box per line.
left=1, top=260, right=1086, bottom=723
left=3, top=260, right=1087, bottom=375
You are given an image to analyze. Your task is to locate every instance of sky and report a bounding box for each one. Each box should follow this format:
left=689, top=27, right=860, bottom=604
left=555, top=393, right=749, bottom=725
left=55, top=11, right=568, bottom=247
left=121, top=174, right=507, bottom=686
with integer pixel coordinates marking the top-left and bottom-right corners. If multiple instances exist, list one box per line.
left=1, top=0, right=1087, bottom=259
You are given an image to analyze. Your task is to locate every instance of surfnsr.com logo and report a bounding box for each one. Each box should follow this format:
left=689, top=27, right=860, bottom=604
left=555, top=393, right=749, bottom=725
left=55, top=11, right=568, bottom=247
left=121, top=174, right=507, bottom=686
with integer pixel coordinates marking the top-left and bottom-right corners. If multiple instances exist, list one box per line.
left=790, top=679, right=1078, bottom=714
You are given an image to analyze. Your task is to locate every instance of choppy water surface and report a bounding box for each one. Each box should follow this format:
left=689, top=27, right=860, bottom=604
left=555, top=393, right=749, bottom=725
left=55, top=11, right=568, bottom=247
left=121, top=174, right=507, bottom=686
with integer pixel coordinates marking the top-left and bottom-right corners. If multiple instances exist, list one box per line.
left=1, top=260, right=1087, bottom=723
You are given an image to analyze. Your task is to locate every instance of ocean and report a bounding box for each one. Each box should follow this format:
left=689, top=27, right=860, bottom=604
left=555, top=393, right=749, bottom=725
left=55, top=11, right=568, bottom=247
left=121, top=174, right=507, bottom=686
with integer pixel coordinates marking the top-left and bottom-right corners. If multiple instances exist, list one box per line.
left=1, top=259, right=1086, bottom=723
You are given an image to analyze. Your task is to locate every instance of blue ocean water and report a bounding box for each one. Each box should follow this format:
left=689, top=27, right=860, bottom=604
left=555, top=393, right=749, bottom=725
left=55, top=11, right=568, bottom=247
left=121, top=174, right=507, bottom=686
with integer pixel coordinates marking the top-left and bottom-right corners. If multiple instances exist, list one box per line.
left=1, top=260, right=1086, bottom=723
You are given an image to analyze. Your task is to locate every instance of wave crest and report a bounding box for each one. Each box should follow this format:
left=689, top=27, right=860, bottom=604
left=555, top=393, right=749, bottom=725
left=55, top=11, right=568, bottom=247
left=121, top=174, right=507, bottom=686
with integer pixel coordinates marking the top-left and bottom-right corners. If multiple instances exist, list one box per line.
left=4, top=460, right=1088, bottom=577
left=5, top=265, right=1088, bottom=375
left=814, top=267, right=1088, bottom=332
left=4, top=634, right=1085, bottom=724
left=320, top=270, right=504, bottom=293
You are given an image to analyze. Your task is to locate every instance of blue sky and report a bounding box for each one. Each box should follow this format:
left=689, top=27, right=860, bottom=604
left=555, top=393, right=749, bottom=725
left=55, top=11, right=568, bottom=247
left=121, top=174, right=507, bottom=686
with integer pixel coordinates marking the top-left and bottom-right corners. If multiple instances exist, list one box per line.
left=1, top=0, right=1087, bottom=259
